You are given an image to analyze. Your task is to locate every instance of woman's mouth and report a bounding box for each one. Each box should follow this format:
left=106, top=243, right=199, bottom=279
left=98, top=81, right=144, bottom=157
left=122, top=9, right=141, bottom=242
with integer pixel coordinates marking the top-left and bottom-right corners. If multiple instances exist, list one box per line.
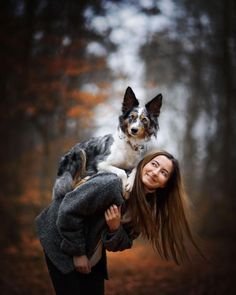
left=146, top=174, right=156, bottom=183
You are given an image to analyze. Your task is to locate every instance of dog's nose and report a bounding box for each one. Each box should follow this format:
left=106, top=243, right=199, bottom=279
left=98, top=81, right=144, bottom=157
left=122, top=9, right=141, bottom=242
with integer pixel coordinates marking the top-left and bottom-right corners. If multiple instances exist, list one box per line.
left=131, top=128, right=138, bottom=134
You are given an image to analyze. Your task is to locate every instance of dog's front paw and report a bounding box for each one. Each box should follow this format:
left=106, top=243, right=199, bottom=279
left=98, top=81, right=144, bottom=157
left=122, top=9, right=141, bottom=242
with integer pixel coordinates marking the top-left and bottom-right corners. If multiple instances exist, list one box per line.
left=124, top=169, right=136, bottom=198
left=116, top=170, right=128, bottom=195
left=125, top=177, right=134, bottom=193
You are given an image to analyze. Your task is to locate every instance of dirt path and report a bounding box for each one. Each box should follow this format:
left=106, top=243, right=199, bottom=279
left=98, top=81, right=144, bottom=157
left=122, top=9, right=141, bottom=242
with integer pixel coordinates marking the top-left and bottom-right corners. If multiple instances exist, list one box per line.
left=105, top=239, right=235, bottom=295
left=0, top=238, right=235, bottom=294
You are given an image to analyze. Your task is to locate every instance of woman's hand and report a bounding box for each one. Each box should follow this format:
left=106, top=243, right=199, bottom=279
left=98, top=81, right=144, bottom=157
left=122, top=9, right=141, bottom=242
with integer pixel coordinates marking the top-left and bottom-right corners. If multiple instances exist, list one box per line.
left=73, top=255, right=91, bottom=274
left=105, top=205, right=121, bottom=232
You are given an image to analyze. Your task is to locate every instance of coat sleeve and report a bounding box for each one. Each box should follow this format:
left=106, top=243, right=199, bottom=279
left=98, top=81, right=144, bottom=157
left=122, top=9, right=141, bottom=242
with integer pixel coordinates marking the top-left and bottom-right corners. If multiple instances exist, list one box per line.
left=56, top=173, right=124, bottom=256
left=101, top=222, right=140, bottom=252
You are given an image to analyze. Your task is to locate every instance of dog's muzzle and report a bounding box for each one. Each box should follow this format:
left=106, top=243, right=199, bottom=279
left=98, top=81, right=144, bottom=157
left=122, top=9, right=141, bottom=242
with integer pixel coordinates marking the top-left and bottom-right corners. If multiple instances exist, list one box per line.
left=131, top=128, right=138, bottom=135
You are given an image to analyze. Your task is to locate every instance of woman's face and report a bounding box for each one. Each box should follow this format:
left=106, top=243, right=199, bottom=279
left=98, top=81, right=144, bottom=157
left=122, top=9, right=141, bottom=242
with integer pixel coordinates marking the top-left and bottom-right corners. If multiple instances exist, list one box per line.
left=141, top=155, right=173, bottom=192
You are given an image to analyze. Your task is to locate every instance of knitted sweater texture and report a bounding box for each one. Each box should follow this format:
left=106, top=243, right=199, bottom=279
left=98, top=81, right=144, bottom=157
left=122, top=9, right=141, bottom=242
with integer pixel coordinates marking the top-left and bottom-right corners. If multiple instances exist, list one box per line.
left=35, top=172, right=136, bottom=274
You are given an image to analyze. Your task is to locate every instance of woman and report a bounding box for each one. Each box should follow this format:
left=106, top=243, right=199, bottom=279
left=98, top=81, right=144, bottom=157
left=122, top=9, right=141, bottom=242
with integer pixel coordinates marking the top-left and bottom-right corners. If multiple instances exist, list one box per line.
left=35, top=150, right=201, bottom=295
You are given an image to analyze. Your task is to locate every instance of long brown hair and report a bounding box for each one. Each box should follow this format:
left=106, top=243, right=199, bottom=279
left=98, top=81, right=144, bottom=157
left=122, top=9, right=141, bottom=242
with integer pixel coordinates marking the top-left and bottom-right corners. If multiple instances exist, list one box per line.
left=127, top=150, right=203, bottom=264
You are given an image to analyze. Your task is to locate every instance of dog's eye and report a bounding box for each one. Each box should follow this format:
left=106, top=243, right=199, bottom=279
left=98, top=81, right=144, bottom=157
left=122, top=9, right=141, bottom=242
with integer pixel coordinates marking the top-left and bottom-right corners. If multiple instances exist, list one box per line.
left=142, top=117, right=148, bottom=124
left=129, top=114, right=136, bottom=120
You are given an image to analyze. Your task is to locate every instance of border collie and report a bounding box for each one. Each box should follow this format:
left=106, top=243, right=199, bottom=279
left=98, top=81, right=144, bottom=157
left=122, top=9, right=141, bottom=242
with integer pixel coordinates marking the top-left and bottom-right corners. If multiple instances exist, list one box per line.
left=53, top=86, right=162, bottom=198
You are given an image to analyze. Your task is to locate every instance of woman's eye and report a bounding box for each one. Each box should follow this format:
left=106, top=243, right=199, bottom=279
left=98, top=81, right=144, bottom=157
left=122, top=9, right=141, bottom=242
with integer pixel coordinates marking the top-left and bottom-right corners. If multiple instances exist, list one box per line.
left=151, top=162, right=157, bottom=167
left=161, top=171, right=168, bottom=177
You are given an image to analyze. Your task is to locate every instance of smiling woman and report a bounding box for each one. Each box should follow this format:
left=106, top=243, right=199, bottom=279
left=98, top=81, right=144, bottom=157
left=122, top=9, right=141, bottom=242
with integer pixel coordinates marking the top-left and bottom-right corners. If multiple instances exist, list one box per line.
left=125, top=150, right=204, bottom=264
left=35, top=149, right=204, bottom=295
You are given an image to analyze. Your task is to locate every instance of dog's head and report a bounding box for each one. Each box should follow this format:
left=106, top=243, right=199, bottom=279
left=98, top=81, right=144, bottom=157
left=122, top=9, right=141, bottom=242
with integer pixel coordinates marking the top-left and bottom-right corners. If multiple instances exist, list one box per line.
left=119, top=86, right=162, bottom=140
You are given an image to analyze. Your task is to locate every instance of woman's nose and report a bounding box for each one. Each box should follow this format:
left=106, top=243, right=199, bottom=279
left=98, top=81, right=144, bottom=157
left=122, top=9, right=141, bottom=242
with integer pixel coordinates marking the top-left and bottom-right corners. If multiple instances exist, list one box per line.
left=152, top=168, right=160, bottom=176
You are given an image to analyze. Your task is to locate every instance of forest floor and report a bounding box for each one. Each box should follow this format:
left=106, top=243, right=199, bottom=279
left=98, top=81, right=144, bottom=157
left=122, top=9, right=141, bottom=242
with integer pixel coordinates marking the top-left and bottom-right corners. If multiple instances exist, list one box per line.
left=0, top=237, right=235, bottom=295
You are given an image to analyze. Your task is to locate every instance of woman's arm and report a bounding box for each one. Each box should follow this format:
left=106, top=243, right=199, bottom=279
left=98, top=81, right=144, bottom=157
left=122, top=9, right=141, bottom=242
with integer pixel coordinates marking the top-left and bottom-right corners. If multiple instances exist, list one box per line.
left=102, top=205, right=139, bottom=252
left=102, top=223, right=139, bottom=252
left=56, top=173, right=124, bottom=257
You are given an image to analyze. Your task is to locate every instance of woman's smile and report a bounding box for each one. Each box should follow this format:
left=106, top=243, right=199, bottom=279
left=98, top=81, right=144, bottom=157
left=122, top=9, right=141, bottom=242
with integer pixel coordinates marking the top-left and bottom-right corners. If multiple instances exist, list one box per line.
left=146, top=173, right=157, bottom=183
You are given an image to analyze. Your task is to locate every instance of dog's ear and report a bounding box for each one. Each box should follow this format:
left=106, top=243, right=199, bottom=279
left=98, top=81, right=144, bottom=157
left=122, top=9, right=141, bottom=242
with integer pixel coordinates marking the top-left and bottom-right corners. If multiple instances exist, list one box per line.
left=122, top=87, right=139, bottom=114
left=145, top=94, right=162, bottom=117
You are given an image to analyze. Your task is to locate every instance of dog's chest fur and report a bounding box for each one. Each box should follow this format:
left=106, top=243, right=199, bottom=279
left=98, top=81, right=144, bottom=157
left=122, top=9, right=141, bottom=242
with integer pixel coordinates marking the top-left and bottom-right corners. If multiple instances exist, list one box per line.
left=104, top=131, right=145, bottom=170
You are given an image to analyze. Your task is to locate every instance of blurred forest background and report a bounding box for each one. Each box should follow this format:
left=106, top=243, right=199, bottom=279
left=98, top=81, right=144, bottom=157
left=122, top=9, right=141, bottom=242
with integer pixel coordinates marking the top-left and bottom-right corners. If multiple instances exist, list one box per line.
left=0, top=0, right=236, bottom=294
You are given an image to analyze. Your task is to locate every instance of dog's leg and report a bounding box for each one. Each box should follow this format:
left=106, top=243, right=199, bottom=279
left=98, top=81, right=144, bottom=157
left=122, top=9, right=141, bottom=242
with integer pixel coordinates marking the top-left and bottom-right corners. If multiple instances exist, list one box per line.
left=52, top=172, right=74, bottom=200
left=125, top=167, right=137, bottom=197
left=53, top=148, right=87, bottom=199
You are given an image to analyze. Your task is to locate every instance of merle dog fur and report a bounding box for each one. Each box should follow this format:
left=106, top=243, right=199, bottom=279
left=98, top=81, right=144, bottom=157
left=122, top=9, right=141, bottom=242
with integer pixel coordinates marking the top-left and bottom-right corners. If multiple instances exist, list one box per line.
left=54, top=87, right=162, bottom=198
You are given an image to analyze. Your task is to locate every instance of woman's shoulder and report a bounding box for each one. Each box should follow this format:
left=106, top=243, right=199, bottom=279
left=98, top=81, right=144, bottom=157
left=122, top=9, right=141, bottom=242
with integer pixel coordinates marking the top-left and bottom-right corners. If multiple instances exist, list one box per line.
left=69, top=172, right=123, bottom=203
left=61, top=172, right=124, bottom=214
left=89, top=172, right=122, bottom=187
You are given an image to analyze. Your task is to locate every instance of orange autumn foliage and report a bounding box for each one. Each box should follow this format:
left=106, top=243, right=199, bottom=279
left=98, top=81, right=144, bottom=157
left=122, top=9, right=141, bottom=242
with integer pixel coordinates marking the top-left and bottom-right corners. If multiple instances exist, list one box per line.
left=67, top=90, right=108, bottom=118
left=70, top=90, right=107, bottom=104
left=67, top=105, right=93, bottom=118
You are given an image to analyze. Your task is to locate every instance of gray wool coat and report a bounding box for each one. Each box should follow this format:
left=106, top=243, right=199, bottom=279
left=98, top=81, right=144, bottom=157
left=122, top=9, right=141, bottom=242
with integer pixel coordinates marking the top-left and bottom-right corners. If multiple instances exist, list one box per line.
left=35, top=172, right=138, bottom=276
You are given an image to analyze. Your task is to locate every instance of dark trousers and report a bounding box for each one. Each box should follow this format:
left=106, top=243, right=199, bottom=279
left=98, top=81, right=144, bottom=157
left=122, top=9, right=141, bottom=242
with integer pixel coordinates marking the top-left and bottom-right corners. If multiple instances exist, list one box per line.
left=45, top=255, right=105, bottom=295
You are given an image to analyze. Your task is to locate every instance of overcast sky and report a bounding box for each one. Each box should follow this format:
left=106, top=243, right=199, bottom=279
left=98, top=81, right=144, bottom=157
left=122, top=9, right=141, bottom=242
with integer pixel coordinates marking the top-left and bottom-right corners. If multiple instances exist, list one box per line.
left=83, top=0, right=186, bottom=157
